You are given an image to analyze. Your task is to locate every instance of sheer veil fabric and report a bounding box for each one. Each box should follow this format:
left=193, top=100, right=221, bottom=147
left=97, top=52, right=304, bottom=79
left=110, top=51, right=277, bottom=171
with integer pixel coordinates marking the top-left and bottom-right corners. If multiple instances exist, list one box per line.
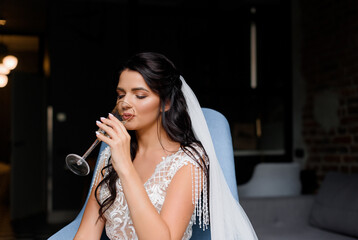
left=180, top=76, right=258, bottom=240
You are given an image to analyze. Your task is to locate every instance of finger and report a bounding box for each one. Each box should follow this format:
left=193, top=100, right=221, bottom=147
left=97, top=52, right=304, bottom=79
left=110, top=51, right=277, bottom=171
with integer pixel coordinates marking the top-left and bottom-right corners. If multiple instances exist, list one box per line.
left=108, top=113, right=122, bottom=124
left=100, top=115, right=126, bottom=134
left=99, top=117, right=123, bottom=135
left=95, top=130, right=113, bottom=145
left=96, top=120, right=117, bottom=138
left=107, top=113, right=128, bottom=135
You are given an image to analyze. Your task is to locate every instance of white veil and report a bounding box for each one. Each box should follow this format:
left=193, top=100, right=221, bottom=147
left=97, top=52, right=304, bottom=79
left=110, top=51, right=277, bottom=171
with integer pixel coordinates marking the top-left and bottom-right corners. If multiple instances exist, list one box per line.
left=180, top=76, right=258, bottom=240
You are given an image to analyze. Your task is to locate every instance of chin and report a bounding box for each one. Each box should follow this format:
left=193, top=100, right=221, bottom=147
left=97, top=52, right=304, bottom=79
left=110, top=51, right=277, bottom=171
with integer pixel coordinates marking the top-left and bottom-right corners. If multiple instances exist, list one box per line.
left=124, top=121, right=135, bottom=131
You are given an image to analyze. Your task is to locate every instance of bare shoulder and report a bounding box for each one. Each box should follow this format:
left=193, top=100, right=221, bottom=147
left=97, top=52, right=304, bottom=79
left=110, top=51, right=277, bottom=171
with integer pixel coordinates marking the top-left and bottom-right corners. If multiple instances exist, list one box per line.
left=181, top=143, right=208, bottom=167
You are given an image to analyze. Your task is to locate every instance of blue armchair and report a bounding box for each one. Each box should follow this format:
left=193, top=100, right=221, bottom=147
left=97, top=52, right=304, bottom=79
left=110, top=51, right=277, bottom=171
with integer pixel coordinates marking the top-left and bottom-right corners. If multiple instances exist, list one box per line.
left=49, top=108, right=238, bottom=240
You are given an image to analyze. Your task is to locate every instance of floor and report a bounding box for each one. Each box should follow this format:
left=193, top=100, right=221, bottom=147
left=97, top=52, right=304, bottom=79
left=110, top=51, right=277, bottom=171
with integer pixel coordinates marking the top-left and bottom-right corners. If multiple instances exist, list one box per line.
left=0, top=201, right=13, bottom=239
left=0, top=201, right=67, bottom=240
left=0, top=163, right=66, bottom=240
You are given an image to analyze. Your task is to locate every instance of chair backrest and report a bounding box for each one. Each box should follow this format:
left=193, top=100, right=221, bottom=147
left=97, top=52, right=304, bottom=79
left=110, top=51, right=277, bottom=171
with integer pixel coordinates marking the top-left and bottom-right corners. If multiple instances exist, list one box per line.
left=49, top=108, right=237, bottom=240
left=201, top=108, right=238, bottom=200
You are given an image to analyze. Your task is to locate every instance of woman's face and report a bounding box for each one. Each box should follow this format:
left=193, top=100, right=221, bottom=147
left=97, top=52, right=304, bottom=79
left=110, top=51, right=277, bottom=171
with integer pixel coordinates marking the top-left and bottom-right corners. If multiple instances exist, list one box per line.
left=116, top=69, right=161, bottom=132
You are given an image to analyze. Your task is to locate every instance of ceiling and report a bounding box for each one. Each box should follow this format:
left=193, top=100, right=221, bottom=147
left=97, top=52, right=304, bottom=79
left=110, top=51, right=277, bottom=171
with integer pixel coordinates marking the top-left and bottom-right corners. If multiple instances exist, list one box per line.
left=0, top=0, right=47, bottom=34
left=0, top=0, right=282, bottom=34
left=0, top=0, right=284, bottom=61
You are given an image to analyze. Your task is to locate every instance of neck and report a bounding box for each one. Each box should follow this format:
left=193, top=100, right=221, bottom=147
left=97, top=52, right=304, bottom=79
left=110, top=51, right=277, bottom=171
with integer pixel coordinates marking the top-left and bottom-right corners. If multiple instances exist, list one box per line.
left=135, top=120, right=179, bottom=155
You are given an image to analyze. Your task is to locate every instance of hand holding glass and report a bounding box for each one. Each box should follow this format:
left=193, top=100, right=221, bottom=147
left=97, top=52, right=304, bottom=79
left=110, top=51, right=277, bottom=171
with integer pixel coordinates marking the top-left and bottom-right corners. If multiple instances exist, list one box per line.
left=65, top=101, right=134, bottom=176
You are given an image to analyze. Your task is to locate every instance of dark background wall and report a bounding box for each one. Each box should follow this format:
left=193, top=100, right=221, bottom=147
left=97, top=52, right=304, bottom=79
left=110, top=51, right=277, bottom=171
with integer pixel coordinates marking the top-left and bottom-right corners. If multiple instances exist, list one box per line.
left=300, top=0, right=358, bottom=182
left=2, top=0, right=357, bottom=235
left=0, top=0, right=295, bottom=225
left=47, top=0, right=291, bottom=213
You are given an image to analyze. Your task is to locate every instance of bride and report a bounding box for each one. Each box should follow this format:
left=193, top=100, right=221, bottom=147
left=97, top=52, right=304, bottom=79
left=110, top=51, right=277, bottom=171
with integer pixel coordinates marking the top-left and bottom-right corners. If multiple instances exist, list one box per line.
left=74, top=52, right=257, bottom=240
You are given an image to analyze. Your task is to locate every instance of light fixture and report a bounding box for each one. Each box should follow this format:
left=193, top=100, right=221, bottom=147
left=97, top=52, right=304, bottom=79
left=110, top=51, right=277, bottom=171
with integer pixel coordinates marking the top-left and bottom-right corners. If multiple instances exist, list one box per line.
left=3, top=55, right=18, bottom=70
left=0, top=17, right=16, bottom=88
left=250, top=7, right=257, bottom=89
left=0, top=41, right=19, bottom=88
left=0, top=15, right=5, bottom=26
left=256, top=117, right=262, bottom=138
left=0, top=63, right=10, bottom=74
left=0, top=74, right=8, bottom=88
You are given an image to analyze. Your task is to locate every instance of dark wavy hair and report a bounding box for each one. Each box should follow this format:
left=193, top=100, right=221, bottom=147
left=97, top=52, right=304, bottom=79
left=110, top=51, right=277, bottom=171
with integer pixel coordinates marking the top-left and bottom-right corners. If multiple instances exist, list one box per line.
left=95, top=52, right=209, bottom=220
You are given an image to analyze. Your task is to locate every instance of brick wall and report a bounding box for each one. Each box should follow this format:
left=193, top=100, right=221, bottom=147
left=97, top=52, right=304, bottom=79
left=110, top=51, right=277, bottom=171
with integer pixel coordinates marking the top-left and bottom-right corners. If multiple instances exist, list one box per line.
left=301, top=0, right=358, bottom=182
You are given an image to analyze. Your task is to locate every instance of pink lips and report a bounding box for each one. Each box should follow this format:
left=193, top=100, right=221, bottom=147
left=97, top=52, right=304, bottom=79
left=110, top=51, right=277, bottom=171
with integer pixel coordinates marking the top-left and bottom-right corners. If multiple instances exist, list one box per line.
left=122, top=113, right=134, bottom=121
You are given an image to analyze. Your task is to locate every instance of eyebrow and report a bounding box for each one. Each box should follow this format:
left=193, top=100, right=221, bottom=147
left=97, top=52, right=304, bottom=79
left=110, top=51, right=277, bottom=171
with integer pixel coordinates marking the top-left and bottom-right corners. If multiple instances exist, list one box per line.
left=116, top=87, right=150, bottom=92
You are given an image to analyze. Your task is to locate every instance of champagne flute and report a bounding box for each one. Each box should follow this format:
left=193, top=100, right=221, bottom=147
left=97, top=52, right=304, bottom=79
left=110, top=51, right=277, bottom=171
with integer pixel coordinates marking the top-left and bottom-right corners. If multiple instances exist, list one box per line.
left=65, top=100, right=134, bottom=176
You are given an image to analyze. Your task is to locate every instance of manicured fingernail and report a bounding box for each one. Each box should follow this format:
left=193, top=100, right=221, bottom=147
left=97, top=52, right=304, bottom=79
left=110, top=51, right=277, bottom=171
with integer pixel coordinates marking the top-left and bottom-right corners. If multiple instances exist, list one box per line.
left=108, top=113, right=114, bottom=118
left=100, top=117, right=106, bottom=121
left=95, top=131, right=100, bottom=135
left=96, top=120, right=102, bottom=125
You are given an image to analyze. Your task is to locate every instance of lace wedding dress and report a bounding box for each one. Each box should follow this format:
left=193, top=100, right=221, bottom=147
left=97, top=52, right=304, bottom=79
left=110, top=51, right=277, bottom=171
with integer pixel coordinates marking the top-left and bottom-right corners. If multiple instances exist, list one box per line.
left=95, top=144, right=208, bottom=240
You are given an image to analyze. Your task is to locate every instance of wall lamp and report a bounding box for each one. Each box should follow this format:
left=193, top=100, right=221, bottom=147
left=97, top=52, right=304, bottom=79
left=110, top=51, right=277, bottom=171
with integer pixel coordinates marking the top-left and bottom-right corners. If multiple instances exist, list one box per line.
left=0, top=42, right=18, bottom=88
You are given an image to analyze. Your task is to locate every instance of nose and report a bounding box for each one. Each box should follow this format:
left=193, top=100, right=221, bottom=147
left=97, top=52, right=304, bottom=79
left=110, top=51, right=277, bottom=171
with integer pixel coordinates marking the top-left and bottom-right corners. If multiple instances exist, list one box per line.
left=118, top=100, right=132, bottom=111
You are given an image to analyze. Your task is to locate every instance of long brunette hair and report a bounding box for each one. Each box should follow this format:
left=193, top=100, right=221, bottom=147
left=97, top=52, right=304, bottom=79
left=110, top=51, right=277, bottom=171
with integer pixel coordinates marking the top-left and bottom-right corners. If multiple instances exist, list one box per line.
left=95, top=52, right=209, bottom=219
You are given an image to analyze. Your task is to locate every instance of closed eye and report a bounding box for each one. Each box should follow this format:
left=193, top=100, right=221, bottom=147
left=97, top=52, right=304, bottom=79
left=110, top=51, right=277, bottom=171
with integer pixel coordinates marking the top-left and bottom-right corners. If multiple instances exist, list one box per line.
left=136, top=95, right=147, bottom=99
left=117, top=95, right=125, bottom=100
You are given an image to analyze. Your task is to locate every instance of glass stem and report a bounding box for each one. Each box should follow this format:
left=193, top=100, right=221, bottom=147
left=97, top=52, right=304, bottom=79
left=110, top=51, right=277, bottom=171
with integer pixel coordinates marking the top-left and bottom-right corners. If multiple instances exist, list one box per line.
left=81, top=139, right=101, bottom=160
